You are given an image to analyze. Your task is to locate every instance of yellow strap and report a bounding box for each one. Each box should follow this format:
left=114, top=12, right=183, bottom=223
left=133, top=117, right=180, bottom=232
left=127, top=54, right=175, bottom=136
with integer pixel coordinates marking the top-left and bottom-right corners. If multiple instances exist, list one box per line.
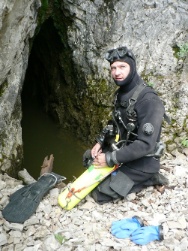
left=115, top=134, right=119, bottom=143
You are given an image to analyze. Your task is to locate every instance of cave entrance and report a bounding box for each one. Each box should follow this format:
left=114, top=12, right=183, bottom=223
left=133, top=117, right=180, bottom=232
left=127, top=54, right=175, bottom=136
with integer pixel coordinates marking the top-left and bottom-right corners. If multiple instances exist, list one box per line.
left=21, top=18, right=85, bottom=181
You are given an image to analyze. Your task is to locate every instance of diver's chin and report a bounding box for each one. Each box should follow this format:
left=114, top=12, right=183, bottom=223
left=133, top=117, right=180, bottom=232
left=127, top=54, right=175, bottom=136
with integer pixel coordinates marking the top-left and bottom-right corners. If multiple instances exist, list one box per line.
left=114, top=79, right=127, bottom=86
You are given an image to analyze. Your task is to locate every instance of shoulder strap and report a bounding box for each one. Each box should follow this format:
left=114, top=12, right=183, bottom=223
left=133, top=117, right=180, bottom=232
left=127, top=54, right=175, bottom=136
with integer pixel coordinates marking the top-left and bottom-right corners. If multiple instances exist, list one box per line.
left=126, top=80, right=146, bottom=120
left=126, top=81, right=171, bottom=124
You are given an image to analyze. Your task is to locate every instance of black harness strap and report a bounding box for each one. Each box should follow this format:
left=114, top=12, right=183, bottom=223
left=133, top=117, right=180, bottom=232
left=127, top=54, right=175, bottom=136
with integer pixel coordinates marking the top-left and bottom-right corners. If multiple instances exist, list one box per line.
left=126, top=81, right=146, bottom=121
left=114, top=80, right=171, bottom=124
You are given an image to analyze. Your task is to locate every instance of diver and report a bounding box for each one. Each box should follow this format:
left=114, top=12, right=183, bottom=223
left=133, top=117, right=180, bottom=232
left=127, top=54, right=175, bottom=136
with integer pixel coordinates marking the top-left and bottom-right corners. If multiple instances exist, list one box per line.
left=84, top=46, right=169, bottom=204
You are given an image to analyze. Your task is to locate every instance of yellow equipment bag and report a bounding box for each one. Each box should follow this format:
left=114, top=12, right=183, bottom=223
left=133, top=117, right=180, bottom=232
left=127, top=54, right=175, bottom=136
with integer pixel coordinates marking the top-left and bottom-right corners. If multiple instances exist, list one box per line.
left=58, top=164, right=117, bottom=210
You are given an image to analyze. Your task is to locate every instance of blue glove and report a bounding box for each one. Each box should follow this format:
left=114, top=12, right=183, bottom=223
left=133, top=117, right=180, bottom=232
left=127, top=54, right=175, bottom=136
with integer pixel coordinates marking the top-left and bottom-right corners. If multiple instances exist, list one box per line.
left=111, top=216, right=143, bottom=239
left=130, top=225, right=163, bottom=245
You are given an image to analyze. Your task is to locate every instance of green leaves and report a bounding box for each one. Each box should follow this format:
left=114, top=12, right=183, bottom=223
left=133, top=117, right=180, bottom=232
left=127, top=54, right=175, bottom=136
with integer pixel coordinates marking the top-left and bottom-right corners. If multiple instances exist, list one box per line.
left=181, top=138, right=188, bottom=148
left=54, top=233, right=67, bottom=244
left=177, top=43, right=188, bottom=58
left=147, top=82, right=154, bottom=88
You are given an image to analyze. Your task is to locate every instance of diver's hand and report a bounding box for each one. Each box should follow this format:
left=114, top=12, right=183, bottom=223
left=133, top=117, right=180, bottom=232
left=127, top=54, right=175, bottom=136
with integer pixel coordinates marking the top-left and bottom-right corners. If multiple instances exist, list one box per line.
left=91, top=143, right=102, bottom=158
left=93, top=153, right=107, bottom=168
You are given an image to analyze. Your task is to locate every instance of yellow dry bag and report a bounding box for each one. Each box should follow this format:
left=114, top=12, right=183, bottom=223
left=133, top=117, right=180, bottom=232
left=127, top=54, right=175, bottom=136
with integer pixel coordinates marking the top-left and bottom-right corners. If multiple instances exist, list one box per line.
left=58, top=164, right=117, bottom=210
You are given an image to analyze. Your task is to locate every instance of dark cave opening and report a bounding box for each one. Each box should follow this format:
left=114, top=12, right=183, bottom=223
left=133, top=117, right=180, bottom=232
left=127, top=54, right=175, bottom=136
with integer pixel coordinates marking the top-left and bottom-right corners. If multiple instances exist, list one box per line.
left=21, top=18, right=85, bottom=180
left=22, top=17, right=65, bottom=122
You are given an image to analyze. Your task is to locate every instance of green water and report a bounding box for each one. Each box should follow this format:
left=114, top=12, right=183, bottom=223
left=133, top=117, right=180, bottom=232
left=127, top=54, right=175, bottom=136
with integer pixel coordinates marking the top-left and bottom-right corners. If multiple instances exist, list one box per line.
left=21, top=98, right=88, bottom=183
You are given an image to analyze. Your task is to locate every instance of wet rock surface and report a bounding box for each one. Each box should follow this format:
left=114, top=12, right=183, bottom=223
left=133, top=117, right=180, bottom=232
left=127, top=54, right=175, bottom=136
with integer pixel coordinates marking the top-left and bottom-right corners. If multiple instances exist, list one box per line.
left=0, top=154, right=188, bottom=251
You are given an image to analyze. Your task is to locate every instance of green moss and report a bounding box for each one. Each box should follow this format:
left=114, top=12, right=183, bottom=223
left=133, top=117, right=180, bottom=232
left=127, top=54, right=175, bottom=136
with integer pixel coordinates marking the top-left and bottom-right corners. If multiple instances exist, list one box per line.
left=173, top=43, right=188, bottom=59
left=86, top=75, right=114, bottom=101
left=8, top=145, right=23, bottom=178
left=142, top=72, right=165, bottom=84
left=0, top=80, right=8, bottom=97
left=177, top=43, right=188, bottom=58
left=172, top=45, right=180, bottom=59
left=37, top=0, right=50, bottom=25
left=52, top=0, right=72, bottom=44
left=182, top=116, right=188, bottom=134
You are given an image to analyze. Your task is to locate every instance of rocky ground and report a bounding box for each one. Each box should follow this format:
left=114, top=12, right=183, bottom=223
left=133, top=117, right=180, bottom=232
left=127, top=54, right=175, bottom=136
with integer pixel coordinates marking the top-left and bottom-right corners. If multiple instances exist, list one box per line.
left=0, top=151, right=188, bottom=251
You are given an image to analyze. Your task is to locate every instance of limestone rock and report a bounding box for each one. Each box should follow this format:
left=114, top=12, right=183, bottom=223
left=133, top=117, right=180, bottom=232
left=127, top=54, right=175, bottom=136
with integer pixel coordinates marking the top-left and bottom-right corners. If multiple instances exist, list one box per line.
left=0, top=155, right=187, bottom=250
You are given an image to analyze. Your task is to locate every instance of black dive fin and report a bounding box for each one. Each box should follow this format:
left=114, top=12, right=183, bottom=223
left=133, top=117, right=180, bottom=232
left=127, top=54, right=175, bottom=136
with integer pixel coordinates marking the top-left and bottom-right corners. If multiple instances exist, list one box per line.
left=2, top=172, right=66, bottom=223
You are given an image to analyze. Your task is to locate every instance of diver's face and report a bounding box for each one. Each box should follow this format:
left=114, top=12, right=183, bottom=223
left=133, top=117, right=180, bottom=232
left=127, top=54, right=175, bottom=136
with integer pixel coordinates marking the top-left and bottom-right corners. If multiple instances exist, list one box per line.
left=110, top=61, right=130, bottom=81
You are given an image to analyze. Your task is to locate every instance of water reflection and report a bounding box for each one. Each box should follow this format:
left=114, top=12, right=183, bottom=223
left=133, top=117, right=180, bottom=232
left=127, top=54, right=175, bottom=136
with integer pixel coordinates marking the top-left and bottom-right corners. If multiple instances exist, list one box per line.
left=21, top=98, right=87, bottom=182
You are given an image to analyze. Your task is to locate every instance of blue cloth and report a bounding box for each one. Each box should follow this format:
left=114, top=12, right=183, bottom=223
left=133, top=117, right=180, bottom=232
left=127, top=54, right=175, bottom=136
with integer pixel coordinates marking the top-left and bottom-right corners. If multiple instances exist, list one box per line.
left=130, top=226, right=160, bottom=245
left=111, top=217, right=142, bottom=239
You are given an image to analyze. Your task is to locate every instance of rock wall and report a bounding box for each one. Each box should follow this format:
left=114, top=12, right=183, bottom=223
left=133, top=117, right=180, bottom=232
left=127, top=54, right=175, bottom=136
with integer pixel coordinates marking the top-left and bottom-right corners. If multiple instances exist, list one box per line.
left=61, top=0, right=188, bottom=151
left=0, top=0, right=188, bottom=176
left=0, top=0, right=41, bottom=176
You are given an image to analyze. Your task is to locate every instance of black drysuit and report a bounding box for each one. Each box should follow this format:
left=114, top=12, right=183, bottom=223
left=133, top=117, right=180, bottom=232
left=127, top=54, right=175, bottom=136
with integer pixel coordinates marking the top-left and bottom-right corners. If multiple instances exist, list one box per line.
left=114, top=73, right=165, bottom=174
left=92, top=72, right=166, bottom=203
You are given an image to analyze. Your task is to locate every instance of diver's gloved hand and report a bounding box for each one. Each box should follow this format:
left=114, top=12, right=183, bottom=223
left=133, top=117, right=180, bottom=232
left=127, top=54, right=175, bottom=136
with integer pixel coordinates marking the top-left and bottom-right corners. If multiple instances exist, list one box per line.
left=111, top=216, right=143, bottom=239
left=83, top=149, right=93, bottom=168
left=105, top=151, right=119, bottom=167
left=130, top=225, right=164, bottom=245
